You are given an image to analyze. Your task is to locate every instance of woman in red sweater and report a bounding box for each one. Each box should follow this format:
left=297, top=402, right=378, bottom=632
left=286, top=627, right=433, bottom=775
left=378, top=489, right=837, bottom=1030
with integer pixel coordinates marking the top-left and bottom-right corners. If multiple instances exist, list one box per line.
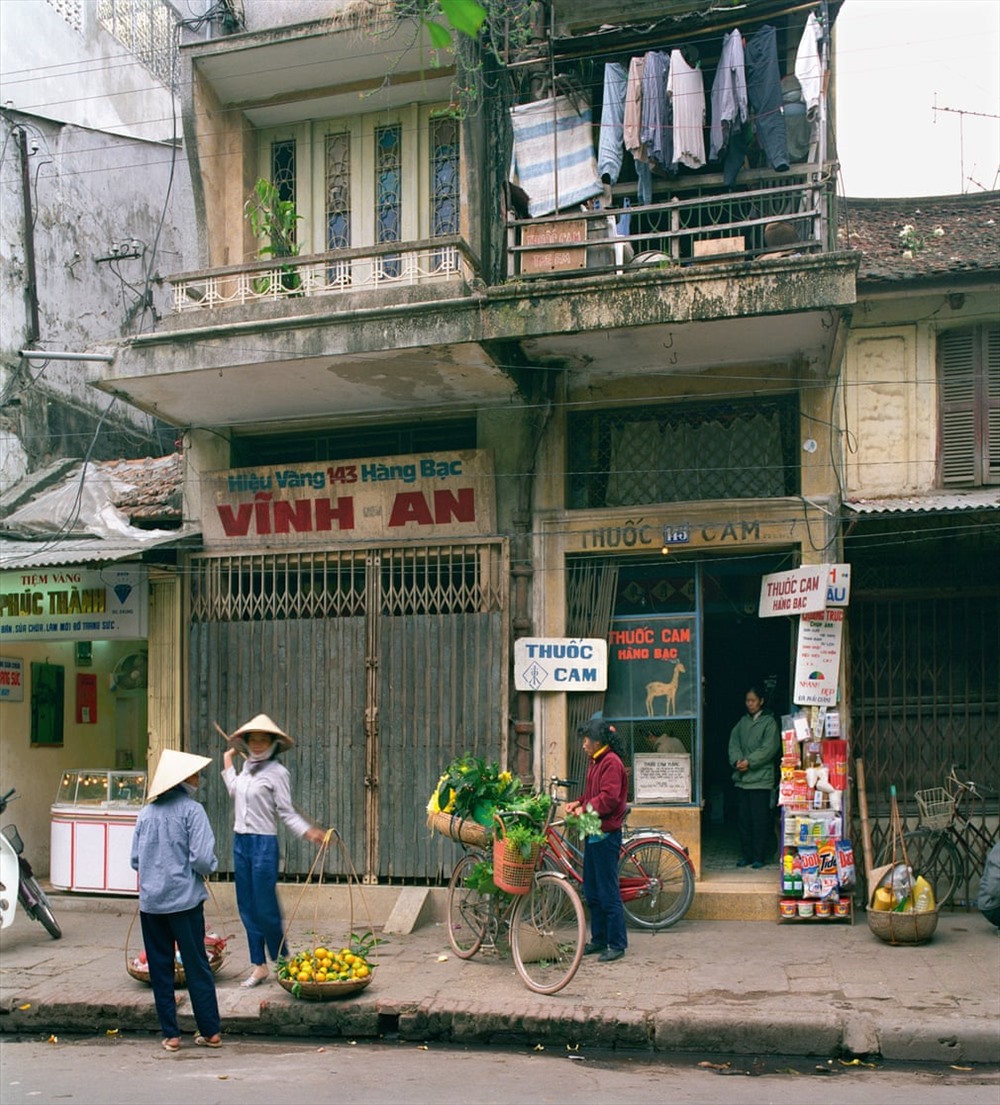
left=565, top=718, right=629, bottom=961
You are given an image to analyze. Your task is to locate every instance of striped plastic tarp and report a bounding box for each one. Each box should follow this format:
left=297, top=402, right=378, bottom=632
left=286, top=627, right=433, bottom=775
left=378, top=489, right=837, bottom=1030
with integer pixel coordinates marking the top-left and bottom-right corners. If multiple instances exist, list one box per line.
left=510, top=95, right=602, bottom=218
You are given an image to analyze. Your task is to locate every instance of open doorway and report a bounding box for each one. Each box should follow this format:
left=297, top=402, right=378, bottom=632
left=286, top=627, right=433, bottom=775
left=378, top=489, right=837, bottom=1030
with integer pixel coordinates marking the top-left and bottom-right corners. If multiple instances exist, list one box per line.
left=701, top=557, right=793, bottom=869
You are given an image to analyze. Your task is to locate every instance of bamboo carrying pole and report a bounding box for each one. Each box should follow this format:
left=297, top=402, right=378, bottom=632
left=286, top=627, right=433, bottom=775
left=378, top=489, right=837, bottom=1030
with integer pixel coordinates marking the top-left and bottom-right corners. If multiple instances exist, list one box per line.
left=855, top=758, right=875, bottom=886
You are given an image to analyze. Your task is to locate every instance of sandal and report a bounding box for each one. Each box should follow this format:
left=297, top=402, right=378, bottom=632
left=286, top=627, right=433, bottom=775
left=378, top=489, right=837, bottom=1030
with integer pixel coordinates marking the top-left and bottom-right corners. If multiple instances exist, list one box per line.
left=194, top=1034, right=223, bottom=1049
left=240, top=972, right=268, bottom=989
left=162, top=1038, right=181, bottom=1052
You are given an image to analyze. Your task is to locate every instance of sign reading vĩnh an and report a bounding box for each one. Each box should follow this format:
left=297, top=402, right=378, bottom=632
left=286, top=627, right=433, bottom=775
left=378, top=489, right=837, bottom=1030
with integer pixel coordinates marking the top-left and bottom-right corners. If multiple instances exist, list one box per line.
left=514, top=638, right=608, bottom=691
left=200, top=450, right=497, bottom=547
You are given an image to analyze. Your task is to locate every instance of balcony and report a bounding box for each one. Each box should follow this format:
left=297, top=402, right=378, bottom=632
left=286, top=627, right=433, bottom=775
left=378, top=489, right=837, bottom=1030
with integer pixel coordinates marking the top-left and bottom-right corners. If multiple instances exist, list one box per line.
left=510, top=168, right=834, bottom=278
left=170, top=236, right=478, bottom=316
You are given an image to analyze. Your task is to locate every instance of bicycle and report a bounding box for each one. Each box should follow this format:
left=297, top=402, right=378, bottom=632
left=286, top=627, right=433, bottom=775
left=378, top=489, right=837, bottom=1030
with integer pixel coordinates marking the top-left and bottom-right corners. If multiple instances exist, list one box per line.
left=891, top=765, right=998, bottom=907
left=446, top=812, right=586, bottom=995
left=541, top=777, right=696, bottom=929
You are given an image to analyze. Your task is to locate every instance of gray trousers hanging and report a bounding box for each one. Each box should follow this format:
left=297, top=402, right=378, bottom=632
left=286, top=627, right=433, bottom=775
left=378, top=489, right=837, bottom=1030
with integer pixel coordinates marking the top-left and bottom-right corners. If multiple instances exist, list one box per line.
left=744, top=24, right=790, bottom=174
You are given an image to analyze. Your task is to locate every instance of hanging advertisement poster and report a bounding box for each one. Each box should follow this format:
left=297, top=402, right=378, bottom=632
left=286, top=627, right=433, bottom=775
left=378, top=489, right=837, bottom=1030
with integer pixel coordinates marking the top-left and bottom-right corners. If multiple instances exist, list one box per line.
left=793, top=608, right=844, bottom=706
left=603, top=615, right=697, bottom=720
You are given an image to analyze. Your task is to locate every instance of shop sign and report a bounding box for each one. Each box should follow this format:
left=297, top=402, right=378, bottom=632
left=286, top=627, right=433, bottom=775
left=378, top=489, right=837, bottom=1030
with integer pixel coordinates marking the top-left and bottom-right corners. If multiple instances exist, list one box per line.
left=0, top=655, right=24, bottom=701
left=200, top=450, right=496, bottom=548
left=0, top=566, right=147, bottom=641
left=758, top=565, right=827, bottom=617
left=793, top=608, right=844, bottom=706
left=603, top=615, right=697, bottom=720
left=514, top=638, right=607, bottom=691
left=633, top=753, right=691, bottom=803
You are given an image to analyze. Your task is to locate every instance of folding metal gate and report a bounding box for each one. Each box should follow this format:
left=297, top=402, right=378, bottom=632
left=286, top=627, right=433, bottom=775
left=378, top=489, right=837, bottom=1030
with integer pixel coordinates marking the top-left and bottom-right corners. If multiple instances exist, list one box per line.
left=187, top=542, right=508, bottom=883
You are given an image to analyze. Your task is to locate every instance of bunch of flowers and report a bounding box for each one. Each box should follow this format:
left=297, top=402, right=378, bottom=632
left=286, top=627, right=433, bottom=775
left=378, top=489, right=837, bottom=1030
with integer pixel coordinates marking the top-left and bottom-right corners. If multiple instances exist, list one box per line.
left=427, top=754, right=523, bottom=827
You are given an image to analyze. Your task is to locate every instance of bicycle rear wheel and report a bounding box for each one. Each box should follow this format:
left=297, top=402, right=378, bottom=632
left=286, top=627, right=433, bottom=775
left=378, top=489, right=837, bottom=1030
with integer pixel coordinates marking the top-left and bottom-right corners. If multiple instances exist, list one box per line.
left=446, top=852, right=490, bottom=958
left=510, top=872, right=585, bottom=995
left=896, top=828, right=962, bottom=907
left=619, top=837, right=695, bottom=929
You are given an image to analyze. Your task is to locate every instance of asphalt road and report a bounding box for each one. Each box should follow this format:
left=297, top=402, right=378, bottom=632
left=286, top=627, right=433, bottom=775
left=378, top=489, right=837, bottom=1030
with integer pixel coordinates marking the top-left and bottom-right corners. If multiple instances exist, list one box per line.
left=1, top=1035, right=997, bottom=1105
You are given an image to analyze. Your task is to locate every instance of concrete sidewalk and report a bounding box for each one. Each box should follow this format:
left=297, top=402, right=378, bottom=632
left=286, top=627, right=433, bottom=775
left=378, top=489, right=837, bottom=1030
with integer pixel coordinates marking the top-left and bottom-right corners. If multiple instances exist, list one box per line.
left=0, top=888, right=997, bottom=1064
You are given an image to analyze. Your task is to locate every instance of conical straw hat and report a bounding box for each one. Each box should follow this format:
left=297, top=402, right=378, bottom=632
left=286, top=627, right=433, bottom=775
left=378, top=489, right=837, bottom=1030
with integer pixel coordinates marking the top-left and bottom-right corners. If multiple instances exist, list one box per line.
left=147, top=749, right=213, bottom=801
left=227, top=713, right=295, bottom=755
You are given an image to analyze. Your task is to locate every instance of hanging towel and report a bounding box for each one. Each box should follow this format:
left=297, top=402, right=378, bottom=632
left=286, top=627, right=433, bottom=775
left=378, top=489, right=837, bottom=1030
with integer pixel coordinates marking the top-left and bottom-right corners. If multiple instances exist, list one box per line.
left=510, top=95, right=603, bottom=217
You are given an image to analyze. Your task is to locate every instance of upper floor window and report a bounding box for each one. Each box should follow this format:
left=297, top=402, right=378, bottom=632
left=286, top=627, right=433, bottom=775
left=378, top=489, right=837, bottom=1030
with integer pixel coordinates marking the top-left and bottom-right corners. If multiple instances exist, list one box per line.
left=939, top=324, right=1000, bottom=486
left=567, top=397, right=799, bottom=509
left=259, top=106, right=461, bottom=259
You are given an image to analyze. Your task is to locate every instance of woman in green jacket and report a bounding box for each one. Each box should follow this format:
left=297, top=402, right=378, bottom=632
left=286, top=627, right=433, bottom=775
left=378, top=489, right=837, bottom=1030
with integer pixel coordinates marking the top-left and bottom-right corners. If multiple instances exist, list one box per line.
left=728, top=684, right=780, bottom=868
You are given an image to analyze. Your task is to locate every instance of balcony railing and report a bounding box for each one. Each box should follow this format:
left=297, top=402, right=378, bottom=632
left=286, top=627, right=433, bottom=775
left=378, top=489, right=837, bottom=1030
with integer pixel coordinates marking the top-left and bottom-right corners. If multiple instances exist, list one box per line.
left=170, top=236, right=478, bottom=314
left=508, top=169, right=836, bottom=278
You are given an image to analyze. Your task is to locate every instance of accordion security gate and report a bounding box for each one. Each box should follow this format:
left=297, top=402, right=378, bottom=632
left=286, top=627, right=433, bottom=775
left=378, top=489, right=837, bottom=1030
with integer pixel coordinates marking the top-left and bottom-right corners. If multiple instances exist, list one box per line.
left=188, top=543, right=508, bottom=884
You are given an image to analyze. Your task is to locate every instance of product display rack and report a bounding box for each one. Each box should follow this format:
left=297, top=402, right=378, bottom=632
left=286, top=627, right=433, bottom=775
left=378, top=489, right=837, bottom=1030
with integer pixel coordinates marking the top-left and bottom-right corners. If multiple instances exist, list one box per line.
left=776, top=715, right=855, bottom=924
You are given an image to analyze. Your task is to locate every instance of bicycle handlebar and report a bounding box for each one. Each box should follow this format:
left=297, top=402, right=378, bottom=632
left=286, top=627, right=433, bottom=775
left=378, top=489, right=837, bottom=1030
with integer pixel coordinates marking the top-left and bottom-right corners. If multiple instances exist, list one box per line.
left=0, top=786, right=14, bottom=813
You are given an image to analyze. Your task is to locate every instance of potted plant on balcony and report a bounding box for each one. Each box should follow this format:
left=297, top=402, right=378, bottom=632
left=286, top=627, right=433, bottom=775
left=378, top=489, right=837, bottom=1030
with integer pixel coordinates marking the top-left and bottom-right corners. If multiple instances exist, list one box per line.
left=244, top=177, right=303, bottom=294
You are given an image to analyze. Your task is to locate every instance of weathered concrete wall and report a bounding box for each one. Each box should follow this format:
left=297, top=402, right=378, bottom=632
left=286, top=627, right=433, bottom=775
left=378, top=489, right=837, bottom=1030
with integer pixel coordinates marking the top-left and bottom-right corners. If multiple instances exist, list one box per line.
left=0, top=2, right=201, bottom=491
left=843, top=286, right=998, bottom=496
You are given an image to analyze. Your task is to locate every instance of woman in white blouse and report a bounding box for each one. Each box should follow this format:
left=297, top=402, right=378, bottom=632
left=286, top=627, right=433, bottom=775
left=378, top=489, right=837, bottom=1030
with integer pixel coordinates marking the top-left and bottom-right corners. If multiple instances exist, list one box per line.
left=222, top=714, right=326, bottom=988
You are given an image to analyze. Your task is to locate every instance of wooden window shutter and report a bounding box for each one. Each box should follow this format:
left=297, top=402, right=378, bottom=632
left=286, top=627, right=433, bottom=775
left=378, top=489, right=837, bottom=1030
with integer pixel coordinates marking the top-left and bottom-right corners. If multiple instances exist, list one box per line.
left=986, top=324, right=1000, bottom=484
left=939, top=328, right=978, bottom=485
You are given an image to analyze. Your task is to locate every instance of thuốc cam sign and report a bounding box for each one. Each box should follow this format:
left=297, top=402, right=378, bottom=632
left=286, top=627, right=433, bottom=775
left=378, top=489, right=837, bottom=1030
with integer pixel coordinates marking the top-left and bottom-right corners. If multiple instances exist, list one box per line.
left=514, top=638, right=607, bottom=691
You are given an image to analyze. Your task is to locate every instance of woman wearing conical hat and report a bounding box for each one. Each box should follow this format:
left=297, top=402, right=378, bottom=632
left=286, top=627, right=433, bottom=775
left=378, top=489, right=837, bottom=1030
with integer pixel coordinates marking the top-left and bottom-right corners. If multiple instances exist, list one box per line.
left=130, top=749, right=222, bottom=1051
left=221, top=714, right=326, bottom=988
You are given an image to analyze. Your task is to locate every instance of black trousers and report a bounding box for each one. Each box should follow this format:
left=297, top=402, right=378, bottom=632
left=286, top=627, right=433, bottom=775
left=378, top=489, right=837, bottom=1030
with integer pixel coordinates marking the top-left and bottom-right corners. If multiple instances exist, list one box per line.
left=735, top=787, right=774, bottom=865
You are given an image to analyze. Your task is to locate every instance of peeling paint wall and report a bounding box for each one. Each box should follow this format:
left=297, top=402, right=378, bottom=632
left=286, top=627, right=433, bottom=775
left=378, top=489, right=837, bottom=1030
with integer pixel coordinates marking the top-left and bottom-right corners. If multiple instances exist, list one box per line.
left=0, top=1, right=200, bottom=493
left=844, top=287, right=997, bottom=497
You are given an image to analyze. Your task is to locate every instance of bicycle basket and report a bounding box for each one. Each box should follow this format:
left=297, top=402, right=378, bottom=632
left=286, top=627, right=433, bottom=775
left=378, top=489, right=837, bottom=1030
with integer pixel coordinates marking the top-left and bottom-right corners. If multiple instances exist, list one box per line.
left=915, top=787, right=954, bottom=831
left=1, top=824, right=24, bottom=854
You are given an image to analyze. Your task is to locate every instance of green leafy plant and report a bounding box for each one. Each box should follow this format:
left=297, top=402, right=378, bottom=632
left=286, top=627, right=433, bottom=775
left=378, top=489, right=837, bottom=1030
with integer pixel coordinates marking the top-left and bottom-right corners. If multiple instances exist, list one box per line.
left=463, top=858, right=508, bottom=897
left=502, top=818, right=547, bottom=860
left=427, top=753, right=523, bottom=826
left=244, top=177, right=303, bottom=292
left=564, top=803, right=603, bottom=841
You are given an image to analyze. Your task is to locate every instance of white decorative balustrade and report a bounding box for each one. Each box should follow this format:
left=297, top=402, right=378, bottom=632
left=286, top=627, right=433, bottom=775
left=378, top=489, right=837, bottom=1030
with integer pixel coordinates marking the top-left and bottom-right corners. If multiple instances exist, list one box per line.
left=171, top=237, right=475, bottom=314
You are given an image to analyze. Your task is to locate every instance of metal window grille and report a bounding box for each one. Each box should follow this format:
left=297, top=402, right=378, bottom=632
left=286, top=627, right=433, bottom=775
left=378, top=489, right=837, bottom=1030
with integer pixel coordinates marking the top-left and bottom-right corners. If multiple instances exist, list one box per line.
left=375, top=124, right=402, bottom=279
left=430, top=114, right=460, bottom=272
left=325, top=130, right=351, bottom=285
left=567, top=397, right=799, bottom=509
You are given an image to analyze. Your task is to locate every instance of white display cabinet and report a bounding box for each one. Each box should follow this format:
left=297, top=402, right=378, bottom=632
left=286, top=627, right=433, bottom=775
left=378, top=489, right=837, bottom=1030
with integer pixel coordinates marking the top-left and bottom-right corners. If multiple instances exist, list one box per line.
left=50, top=770, right=147, bottom=895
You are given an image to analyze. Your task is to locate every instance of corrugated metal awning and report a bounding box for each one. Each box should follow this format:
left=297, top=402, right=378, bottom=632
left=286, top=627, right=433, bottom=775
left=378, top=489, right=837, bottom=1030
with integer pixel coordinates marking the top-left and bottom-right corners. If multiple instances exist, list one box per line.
left=844, top=490, right=1000, bottom=515
left=0, top=526, right=200, bottom=570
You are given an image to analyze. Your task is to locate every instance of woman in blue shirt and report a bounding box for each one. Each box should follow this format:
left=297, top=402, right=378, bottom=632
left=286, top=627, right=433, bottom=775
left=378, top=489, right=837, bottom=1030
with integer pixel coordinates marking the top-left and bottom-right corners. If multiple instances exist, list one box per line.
left=131, top=749, right=221, bottom=1052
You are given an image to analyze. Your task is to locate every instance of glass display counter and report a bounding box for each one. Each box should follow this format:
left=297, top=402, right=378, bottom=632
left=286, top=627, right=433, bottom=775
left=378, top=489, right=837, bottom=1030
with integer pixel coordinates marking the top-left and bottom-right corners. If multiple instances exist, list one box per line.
left=50, top=770, right=147, bottom=894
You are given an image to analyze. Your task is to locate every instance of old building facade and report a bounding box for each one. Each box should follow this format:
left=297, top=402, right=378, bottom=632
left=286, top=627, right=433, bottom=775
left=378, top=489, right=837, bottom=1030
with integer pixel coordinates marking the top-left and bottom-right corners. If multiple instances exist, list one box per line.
left=2, top=1, right=996, bottom=893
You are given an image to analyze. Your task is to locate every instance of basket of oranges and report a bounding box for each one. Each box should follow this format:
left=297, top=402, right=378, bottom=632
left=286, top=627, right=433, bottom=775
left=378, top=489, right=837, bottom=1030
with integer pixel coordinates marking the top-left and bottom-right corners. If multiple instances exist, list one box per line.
left=277, top=932, right=377, bottom=1000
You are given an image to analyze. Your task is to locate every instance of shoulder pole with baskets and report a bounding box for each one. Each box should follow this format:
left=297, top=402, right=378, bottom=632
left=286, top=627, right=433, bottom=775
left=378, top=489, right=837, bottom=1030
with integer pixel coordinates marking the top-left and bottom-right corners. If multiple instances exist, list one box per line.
left=276, top=827, right=378, bottom=1000
left=866, top=786, right=939, bottom=946
left=125, top=881, right=232, bottom=985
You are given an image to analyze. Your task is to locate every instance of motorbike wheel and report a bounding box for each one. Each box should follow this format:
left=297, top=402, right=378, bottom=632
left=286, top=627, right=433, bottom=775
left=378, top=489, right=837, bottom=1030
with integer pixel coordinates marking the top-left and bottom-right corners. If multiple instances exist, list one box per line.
left=20, top=874, right=62, bottom=939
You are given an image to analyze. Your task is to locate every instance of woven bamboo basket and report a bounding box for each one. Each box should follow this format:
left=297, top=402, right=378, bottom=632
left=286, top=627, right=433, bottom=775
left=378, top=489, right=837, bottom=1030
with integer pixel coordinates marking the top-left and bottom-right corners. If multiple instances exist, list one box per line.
left=127, top=949, right=228, bottom=987
left=276, top=829, right=379, bottom=1002
left=866, top=785, right=938, bottom=945
left=426, top=810, right=492, bottom=848
left=278, top=974, right=373, bottom=1001
left=867, top=906, right=939, bottom=946
left=124, top=905, right=230, bottom=986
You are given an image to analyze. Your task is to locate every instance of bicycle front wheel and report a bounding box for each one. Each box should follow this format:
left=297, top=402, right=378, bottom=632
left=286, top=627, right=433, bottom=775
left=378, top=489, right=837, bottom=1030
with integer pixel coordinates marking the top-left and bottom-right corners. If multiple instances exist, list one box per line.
left=510, top=872, right=585, bottom=995
left=619, top=837, right=695, bottom=929
left=446, top=852, right=490, bottom=959
left=897, top=828, right=962, bottom=907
